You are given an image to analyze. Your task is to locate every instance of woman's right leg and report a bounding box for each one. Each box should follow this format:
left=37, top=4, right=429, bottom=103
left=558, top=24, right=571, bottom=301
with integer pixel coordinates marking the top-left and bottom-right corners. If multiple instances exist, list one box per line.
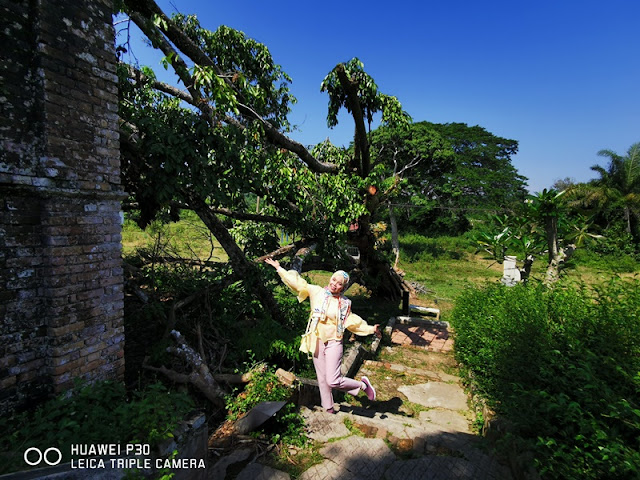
left=324, top=340, right=362, bottom=396
left=312, top=339, right=334, bottom=410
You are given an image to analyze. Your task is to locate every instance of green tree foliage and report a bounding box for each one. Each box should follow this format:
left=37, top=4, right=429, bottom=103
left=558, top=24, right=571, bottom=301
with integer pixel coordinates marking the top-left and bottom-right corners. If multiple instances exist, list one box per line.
left=116, top=0, right=416, bottom=312
left=573, top=142, right=640, bottom=240
left=421, top=121, right=527, bottom=208
left=369, top=121, right=527, bottom=235
left=318, top=58, right=420, bottom=296
left=321, top=58, right=410, bottom=178
left=116, top=1, right=371, bottom=325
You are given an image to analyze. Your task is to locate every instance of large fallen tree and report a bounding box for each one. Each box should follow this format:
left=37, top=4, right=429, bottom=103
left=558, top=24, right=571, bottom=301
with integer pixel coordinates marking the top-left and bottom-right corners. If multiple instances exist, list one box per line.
left=116, top=0, right=450, bottom=327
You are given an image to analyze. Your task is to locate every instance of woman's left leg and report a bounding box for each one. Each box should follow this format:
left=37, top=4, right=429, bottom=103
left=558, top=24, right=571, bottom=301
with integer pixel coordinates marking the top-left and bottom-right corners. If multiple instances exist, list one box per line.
left=324, top=340, right=362, bottom=396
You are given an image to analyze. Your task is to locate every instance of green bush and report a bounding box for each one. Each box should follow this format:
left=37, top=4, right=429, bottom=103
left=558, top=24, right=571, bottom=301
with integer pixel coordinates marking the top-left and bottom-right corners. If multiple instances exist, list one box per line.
left=225, top=364, right=307, bottom=447
left=451, top=279, right=640, bottom=479
left=0, top=381, right=194, bottom=475
left=216, top=278, right=310, bottom=370
left=588, top=223, right=639, bottom=258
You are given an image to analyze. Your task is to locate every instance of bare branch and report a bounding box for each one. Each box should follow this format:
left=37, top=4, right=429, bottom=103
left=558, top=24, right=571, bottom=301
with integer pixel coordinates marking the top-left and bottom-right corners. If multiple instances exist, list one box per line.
left=396, top=154, right=423, bottom=177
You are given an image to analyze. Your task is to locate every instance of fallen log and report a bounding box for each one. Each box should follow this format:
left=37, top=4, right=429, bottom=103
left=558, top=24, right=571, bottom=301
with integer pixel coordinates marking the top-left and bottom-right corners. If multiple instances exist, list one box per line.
left=143, top=330, right=226, bottom=408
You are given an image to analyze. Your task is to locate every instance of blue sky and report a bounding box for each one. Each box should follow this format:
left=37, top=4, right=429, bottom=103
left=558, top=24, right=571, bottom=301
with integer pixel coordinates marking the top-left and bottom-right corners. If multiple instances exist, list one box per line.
left=118, top=0, right=640, bottom=193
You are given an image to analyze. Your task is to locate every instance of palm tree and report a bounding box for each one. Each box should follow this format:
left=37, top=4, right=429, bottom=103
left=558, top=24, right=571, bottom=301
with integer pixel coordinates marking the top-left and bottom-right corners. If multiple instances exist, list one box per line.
left=589, top=142, right=640, bottom=236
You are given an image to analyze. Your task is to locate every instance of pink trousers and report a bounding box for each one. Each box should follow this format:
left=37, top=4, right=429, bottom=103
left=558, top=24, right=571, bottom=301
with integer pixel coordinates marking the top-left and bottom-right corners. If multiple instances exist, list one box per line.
left=313, top=338, right=362, bottom=410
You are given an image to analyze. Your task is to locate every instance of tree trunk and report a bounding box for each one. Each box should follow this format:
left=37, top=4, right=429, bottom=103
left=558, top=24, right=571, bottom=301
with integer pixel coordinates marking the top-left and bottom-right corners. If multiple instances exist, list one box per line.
left=544, top=244, right=576, bottom=286
left=349, top=214, right=401, bottom=301
left=544, top=215, right=560, bottom=284
left=335, top=64, right=370, bottom=176
left=545, top=216, right=558, bottom=265
left=624, top=205, right=632, bottom=235
left=389, top=202, right=400, bottom=268
left=186, top=193, right=282, bottom=322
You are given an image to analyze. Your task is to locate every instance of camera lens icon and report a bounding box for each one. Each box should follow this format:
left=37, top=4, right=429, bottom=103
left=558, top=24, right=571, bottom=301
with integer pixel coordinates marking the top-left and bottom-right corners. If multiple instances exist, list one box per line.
left=24, top=447, right=62, bottom=466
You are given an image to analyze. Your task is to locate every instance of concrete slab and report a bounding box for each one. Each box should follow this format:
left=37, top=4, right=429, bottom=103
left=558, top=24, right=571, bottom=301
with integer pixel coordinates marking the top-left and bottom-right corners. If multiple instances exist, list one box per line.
left=384, top=456, right=476, bottom=480
left=298, top=460, right=363, bottom=480
left=419, top=409, right=471, bottom=433
left=363, top=360, right=460, bottom=383
left=398, top=382, right=468, bottom=410
left=209, top=448, right=251, bottom=480
left=235, top=463, right=291, bottom=480
left=300, top=407, right=351, bottom=442
left=319, top=436, right=396, bottom=479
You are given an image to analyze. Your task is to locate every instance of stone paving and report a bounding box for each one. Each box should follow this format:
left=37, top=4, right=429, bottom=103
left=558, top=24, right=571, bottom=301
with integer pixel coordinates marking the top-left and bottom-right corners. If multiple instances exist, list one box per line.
left=219, top=316, right=512, bottom=480
left=390, top=320, right=454, bottom=353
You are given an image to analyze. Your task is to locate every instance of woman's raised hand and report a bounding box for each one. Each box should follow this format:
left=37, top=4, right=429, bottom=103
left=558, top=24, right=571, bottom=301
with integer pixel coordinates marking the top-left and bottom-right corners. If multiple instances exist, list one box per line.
left=265, top=257, right=280, bottom=269
left=374, top=324, right=382, bottom=339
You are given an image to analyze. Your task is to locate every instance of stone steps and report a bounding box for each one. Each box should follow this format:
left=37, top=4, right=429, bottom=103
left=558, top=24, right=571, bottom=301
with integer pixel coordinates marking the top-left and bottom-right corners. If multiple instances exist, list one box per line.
left=212, top=316, right=513, bottom=479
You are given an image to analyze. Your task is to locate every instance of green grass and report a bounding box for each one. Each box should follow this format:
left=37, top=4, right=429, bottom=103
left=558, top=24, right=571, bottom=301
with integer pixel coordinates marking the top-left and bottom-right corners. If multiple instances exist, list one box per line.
left=396, top=234, right=503, bottom=317
left=122, top=210, right=228, bottom=262
left=395, top=232, right=640, bottom=319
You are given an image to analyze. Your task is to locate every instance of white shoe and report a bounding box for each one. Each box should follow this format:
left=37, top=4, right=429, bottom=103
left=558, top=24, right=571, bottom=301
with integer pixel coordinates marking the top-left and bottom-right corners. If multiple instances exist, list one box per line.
left=361, top=376, right=376, bottom=401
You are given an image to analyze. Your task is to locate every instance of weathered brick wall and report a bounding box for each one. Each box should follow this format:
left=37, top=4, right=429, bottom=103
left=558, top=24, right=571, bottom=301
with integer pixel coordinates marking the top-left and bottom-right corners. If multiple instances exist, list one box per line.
left=0, top=0, right=124, bottom=414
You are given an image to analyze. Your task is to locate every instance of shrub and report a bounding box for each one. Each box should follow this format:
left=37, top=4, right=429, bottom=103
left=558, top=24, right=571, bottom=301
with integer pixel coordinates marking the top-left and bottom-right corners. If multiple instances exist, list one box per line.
left=225, top=364, right=307, bottom=447
left=451, top=279, right=640, bottom=479
left=573, top=248, right=640, bottom=274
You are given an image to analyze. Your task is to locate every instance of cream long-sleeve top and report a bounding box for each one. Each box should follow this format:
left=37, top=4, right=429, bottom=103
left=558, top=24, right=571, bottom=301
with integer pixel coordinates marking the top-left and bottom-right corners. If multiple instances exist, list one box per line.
left=276, top=267, right=376, bottom=355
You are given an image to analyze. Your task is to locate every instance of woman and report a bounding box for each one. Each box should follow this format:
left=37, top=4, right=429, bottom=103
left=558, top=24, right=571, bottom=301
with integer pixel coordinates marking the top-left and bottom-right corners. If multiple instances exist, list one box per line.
left=265, top=258, right=381, bottom=414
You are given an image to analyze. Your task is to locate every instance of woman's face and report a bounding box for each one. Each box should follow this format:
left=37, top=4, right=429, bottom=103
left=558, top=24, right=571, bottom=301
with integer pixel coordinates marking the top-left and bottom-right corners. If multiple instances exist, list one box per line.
left=328, top=274, right=345, bottom=295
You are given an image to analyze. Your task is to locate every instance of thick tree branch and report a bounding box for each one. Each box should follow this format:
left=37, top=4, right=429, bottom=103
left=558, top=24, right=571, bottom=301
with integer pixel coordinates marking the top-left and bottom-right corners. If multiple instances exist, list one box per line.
left=123, top=0, right=338, bottom=174
left=185, top=192, right=284, bottom=322
left=143, top=330, right=226, bottom=407
left=124, top=64, right=247, bottom=130
left=127, top=10, right=202, bottom=102
left=166, top=200, right=291, bottom=226
left=254, top=239, right=315, bottom=263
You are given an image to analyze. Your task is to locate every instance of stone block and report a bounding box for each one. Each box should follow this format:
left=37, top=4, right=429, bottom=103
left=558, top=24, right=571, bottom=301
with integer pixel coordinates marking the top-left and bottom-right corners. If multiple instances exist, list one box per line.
left=0, top=375, right=17, bottom=389
left=52, top=357, right=83, bottom=375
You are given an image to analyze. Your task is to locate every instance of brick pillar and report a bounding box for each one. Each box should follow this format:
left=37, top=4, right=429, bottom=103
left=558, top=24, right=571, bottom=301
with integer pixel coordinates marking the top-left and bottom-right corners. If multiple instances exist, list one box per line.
left=0, top=0, right=125, bottom=414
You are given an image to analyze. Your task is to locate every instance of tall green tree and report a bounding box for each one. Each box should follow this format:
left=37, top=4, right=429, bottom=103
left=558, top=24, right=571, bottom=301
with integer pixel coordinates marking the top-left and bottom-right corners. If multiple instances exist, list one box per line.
left=422, top=122, right=527, bottom=208
left=370, top=121, right=527, bottom=235
left=590, top=142, right=640, bottom=237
